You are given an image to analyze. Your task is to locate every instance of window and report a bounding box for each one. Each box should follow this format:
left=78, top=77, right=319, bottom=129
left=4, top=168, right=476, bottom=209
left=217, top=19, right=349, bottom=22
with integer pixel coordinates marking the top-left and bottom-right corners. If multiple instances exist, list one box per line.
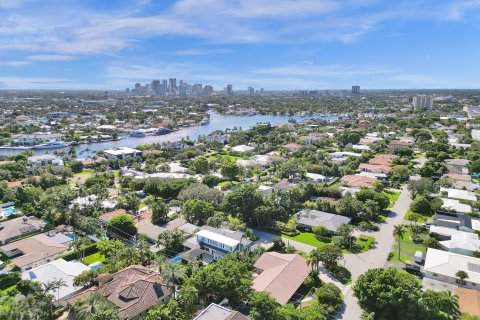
left=433, top=273, right=437, bottom=277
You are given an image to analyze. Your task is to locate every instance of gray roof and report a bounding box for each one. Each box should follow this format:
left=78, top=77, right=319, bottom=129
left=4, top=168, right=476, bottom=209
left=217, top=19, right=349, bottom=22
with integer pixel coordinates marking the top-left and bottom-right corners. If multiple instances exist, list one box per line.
left=294, top=209, right=352, bottom=232
left=0, top=216, right=44, bottom=243
left=194, top=303, right=249, bottom=320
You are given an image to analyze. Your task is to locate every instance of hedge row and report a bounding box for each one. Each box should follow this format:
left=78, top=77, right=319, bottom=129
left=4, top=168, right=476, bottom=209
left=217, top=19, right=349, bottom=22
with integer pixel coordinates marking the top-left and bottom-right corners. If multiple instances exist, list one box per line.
left=60, top=243, right=99, bottom=261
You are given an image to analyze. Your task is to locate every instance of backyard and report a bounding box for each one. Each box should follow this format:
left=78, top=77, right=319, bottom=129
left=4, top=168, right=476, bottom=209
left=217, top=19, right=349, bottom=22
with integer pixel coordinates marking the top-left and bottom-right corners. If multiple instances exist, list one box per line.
left=281, top=231, right=375, bottom=254
left=389, top=229, right=428, bottom=264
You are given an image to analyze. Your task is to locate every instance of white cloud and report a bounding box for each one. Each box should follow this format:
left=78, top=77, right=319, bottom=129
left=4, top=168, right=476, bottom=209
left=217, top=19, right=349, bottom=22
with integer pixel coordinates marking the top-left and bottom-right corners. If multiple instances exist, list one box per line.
left=0, top=61, right=30, bottom=67
left=28, top=54, right=76, bottom=61
left=173, top=48, right=234, bottom=56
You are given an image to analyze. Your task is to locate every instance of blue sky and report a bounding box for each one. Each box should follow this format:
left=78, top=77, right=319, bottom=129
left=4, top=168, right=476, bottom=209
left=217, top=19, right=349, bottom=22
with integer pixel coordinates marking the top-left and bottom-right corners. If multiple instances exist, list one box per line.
left=1, top=0, right=480, bottom=90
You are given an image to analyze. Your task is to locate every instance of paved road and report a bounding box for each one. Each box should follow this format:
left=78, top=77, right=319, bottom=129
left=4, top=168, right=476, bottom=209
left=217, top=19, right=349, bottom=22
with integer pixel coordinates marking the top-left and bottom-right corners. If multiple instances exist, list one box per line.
left=336, top=186, right=412, bottom=319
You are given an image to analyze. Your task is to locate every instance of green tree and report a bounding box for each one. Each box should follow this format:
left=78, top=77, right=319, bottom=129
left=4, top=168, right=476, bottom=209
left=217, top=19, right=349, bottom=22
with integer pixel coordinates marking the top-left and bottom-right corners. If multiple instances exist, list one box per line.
left=336, top=223, right=354, bottom=249
left=316, top=283, right=343, bottom=314
left=191, top=157, right=209, bottom=174
left=72, top=293, right=120, bottom=320
left=119, top=191, right=141, bottom=215
left=183, top=199, right=215, bottom=225
left=248, top=292, right=280, bottom=320
left=355, top=188, right=390, bottom=211
left=151, top=200, right=169, bottom=224
left=390, top=165, right=412, bottom=181
left=456, top=270, right=469, bottom=286
left=222, top=184, right=265, bottom=226
left=318, top=244, right=343, bottom=271
left=410, top=195, right=432, bottom=215
left=353, top=268, right=421, bottom=320
left=107, top=214, right=137, bottom=238
left=157, top=228, right=186, bottom=253
left=337, top=193, right=364, bottom=218
left=178, top=183, right=223, bottom=205
left=185, top=254, right=252, bottom=305
left=393, top=225, right=405, bottom=260
left=221, top=161, right=240, bottom=180
left=307, top=248, right=322, bottom=272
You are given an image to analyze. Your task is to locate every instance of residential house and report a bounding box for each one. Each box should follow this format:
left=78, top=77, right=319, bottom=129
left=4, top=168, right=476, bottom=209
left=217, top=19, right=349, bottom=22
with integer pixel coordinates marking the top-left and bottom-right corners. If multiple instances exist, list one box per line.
left=441, top=188, right=477, bottom=202
left=432, top=213, right=476, bottom=233
left=184, top=226, right=252, bottom=262
left=340, top=174, right=377, bottom=188
left=273, top=179, right=298, bottom=192
left=231, top=145, right=255, bottom=153
left=11, top=133, right=65, bottom=147
left=0, top=216, right=45, bottom=245
left=358, top=163, right=391, bottom=175
left=423, top=248, right=480, bottom=290
left=388, top=140, right=413, bottom=151
left=194, top=303, right=249, bottom=320
left=206, top=134, right=230, bottom=145
left=27, top=155, right=64, bottom=174
left=252, top=252, right=310, bottom=304
left=439, top=232, right=480, bottom=256
left=294, top=209, right=352, bottom=234
left=80, top=157, right=107, bottom=168
left=445, top=159, right=470, bottom=175
left=22, top=259, right=90, bottom=301
left=104, top=147, right=142, bottom=160
left=352, top=144, right=371, bottom=152
left=163, top=141, right=186, bottom=151
left=444, top=173, right=472, bottom=182
left=136, top=217, right=197, bottom=244
left=283, top=143, right=302, bottom=153
left=442, top=198, right=472, bottom=213
left=305, top=172, right=327, bottom=183
left=368, top=154, right=396, bottom=166
left=99, top=209, right=128, bottom=226
left=1, top=234, right=69, bottom=271
left=65, top=265, right=174, bottom=319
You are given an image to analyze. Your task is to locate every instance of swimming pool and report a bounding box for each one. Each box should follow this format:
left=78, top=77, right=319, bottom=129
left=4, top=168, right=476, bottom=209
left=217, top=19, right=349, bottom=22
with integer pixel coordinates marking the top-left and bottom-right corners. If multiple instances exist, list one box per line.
left=169, top=256, right=182, bottom=263
left=1, top=207, right=18, bottom=217
left=65, top=234, right=79, bottom=241
left=89, top=262, right=104, bottom=270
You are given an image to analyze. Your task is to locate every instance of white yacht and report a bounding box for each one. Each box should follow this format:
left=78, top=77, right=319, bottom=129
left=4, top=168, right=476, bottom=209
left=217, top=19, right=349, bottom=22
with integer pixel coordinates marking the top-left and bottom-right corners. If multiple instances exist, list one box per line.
left=32, top=140, right=67, bottom=149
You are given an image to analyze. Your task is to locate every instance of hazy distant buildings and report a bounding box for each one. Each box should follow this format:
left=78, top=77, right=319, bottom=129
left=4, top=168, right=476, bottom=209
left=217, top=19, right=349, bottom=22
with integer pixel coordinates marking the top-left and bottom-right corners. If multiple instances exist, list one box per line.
left=226, top=84, right=233, bottom=96
left=413, top=95, right=433, bottom=109
left=168, top=78, right=177, bottom=93
left=127, top=78, right=218, bottom=96
left=352, top=85, right=360, bottom=94
left=248, top=87, right=254, bottom=97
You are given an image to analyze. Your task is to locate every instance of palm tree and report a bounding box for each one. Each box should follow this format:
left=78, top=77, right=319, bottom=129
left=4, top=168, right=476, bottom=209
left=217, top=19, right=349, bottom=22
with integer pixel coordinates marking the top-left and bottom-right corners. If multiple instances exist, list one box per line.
left=52, top=278, right=68, bottom=301
left=72, top=293, right=119, bottom=320
left=409, top=224, right=422, bottom=242
left=160, top=261, right=187, bottom=287
left=70, top=237, right=91, bottom=260
left=393, top=224, right=405, bottom=261
left=455, top=270, right=469, bottom=286
left=307, top=248, right=321, bottom=272
left=442, top=291, right=461, bottom=318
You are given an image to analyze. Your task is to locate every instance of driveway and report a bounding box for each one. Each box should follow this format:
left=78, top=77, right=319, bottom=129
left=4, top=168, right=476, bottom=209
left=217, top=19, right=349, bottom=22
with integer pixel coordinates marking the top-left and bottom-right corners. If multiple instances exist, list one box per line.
left=253, top=229, right=315, bottom=253
left=336, top=185, right=413, bottom=319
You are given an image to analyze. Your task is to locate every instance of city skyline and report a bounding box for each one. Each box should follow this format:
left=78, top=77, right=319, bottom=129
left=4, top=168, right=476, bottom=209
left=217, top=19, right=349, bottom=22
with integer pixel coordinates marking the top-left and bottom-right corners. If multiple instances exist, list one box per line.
left=1, top=0, right=480, bottom=90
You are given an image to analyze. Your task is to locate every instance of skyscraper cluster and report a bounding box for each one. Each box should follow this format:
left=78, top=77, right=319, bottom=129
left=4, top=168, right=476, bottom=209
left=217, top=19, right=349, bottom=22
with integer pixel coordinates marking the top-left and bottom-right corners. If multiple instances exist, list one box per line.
left=127, top=78, right=223, bottom=96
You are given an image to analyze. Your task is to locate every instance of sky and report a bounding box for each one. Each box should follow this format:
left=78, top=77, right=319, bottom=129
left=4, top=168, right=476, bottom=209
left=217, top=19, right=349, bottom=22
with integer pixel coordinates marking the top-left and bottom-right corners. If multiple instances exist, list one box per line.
left=1, top=0, right=480, bottom=90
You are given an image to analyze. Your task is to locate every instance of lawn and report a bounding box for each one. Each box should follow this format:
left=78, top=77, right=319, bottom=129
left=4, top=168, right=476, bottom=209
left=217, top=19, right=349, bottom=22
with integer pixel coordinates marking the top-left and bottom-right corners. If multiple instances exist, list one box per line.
left=282, top=231, right=375, bottom=254
left=282, top=232, right=328, bottom=249
left=74, top=169, right=94, bottom=176
left=394, top=244, right=426, bottom=254
left=383, top=190, right=400, bottom=202
left=404, top=209, right=431, bottom=223
left=218, top=180, right=239, bottom=187
left=82, top=252, right=105, bottom=265
left=389, top=250, right=413, bottom=264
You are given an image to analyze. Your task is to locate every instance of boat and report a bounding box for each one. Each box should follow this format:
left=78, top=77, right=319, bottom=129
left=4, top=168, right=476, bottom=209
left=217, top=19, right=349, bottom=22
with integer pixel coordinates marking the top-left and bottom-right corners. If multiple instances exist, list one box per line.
left=130, top=129, right=147, bottom=137
left=32, top=141, right=67, bottom=149
left=200, top=116, right=210, bottom=125
left=153, top=127, right=172, bottom=135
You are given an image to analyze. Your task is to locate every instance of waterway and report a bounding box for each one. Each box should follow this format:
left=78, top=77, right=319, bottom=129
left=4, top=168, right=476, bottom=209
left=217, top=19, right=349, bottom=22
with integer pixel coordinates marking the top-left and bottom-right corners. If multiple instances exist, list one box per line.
left=0, top=111, right=338, bottom=157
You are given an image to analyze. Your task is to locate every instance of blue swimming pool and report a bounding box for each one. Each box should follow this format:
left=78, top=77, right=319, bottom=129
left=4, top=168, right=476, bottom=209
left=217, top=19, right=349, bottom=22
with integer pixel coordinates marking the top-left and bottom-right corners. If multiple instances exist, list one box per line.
left=2, top=207, right=17, bottom=216
left=65, top=234, right=79, bottom=241
left=170, top=256, right=182, bottom=263
left=89, top=262, right=104, bottom=270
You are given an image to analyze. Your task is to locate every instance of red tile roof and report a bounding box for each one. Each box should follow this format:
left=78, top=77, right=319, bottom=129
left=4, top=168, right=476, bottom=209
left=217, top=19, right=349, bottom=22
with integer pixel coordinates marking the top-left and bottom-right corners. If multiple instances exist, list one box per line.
left=368, top=154, right=396, bottom=166
left=340, top=174, right=377, bottom=188
left=252, top=252, right=310, bottom=305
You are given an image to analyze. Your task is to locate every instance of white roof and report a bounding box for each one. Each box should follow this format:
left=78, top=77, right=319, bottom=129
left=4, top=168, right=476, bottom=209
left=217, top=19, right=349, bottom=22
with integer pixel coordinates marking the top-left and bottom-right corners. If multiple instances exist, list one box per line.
left=329, top=151, right=362, bottom=158
left=196, top=229, right=240, bottom=247
left=306, top=172, right=326, bottom=180
left=231, top=145, right=255, bottom=152
left=358, top=171, right=387, bottom=179
left=352, top=144, right=371, bottom=151
left=442, top=198, right=472, bottom=213
left=443, top=188, right=477, bottom=202
left=104, top=147, right=140, bottom=156
left=139, top=172, right=193, bottom=180
left=22, top=259, right=90, bottom=300
left=430, top=225, right=464, bottom=238
left=424, top=248, right=480, bottom=284
left=440, top=232, right=480, bottom=252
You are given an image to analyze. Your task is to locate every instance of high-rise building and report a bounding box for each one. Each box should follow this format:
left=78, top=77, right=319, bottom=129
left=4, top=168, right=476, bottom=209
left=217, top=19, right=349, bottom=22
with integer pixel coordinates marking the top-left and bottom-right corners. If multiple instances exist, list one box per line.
left=226, top=84, right=233, bottom=96
left=179, top=84, right=187, bottom=96
left=352, top=85, right=360, bottom=94
left=412, top=95, right=433, bottom=109
left=151, top=80, right=160, bottom=95
left=193, top=83, right=203, bottom=94
left=248, top=87, right=254, bottom=97
left=204, top=85, right=213, bottom=95
left=168, top=78, right=177, bottom=93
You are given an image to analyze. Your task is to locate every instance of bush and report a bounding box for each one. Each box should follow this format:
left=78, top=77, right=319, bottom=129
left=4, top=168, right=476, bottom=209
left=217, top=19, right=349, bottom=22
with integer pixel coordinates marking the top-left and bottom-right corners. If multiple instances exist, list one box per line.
left=60, top=243, right=98, bottom=261
left=387, top=252, right=394, bottom=261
